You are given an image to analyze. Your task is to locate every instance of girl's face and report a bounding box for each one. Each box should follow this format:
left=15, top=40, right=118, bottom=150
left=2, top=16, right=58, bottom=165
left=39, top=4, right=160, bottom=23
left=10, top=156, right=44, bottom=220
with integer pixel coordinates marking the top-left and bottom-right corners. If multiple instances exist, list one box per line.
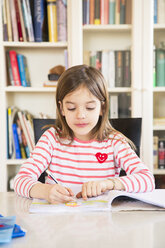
left=61, top=85, right=102, bottom=141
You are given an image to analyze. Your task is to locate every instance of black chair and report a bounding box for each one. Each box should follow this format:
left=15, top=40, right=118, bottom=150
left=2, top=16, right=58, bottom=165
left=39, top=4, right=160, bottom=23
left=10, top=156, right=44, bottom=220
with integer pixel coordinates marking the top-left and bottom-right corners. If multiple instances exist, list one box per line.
left=33, top=118, right=142, bottom=182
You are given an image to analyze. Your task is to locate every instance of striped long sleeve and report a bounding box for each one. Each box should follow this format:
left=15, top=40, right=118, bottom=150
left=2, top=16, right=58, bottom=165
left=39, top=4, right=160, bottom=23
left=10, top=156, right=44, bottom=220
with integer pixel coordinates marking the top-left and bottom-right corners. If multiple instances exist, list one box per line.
left=14, top=128, right=155, bottom=198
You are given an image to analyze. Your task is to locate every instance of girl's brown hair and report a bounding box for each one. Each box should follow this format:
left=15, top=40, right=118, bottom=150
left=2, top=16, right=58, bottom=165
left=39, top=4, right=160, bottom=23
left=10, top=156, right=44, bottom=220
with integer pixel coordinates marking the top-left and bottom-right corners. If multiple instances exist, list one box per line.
left=55, top=64, right=135, bottom=149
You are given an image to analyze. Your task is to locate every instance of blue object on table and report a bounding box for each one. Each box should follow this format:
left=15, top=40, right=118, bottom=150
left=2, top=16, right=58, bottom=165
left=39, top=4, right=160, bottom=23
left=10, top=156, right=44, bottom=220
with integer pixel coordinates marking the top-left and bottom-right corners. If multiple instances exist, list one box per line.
left=0, top=214, right=26, bottom=239
left=0, top=216, right=16, bottom=243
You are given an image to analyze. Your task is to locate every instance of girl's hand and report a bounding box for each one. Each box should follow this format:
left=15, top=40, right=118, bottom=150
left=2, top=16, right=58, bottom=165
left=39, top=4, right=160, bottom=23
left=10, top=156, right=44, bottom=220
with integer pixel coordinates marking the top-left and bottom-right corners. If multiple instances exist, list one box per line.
left=76, top=180, right=111, bottom=200
left=46, top=184, right=75, bottom=204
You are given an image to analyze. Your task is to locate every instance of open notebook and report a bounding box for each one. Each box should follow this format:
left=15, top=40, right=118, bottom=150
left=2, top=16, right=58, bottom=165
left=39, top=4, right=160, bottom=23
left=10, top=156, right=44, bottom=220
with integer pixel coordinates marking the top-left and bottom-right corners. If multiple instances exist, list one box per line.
left=29, top=189, right=165, bottom=213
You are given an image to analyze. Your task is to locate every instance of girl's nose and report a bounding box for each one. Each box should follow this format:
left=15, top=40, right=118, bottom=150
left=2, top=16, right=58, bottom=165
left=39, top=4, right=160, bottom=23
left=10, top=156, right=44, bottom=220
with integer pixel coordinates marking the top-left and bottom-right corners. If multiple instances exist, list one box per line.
left=76, top=108, right=86, bottom=119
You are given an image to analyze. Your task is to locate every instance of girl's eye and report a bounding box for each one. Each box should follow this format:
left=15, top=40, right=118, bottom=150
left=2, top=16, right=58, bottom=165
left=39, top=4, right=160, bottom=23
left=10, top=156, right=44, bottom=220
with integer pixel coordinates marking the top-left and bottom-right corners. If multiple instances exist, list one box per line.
left=86, top=107, right=95, bottom=110
left=67, top=108, right=76, bottom=111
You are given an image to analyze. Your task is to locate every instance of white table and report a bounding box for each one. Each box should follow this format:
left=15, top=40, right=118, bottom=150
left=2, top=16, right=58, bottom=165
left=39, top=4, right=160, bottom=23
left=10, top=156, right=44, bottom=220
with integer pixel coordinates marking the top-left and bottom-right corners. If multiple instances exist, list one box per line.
left=0, top=192, right=165, bottom=248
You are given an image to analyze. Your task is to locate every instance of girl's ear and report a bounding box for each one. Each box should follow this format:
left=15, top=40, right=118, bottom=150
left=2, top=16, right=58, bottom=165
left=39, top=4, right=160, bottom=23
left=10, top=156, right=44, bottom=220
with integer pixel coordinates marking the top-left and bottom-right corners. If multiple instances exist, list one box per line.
left=59, top=101, right=65, bottom=116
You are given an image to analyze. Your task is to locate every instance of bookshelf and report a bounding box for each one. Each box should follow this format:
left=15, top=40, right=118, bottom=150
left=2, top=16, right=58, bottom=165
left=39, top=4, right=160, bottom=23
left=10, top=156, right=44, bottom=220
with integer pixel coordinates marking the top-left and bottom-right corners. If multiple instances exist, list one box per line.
left=0, top=0, right=162, bottom=191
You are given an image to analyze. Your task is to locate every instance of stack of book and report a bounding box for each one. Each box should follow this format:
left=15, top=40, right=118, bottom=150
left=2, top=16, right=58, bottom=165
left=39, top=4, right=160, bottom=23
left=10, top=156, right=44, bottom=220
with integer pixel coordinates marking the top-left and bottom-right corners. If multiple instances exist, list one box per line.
left=84, top=49, right=131, bottom=88
left=83, top=0, right=132, bottom=25
left=7, top=106, right=35, bottom=159
left=6, top=50, right=31, bottom=87
left=2, top=0, right=67, bottom=42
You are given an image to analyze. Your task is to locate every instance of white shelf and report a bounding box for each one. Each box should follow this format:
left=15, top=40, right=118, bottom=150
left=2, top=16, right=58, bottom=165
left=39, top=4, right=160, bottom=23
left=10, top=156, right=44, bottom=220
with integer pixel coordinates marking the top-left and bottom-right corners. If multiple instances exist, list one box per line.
left=154, top=169, right=165, bottom=175
left=5, top=86, right=57, bottom=93
left=153, top=87, right=165, bottom=92
left=108, top=87, right=131, bottom=93
left=6, top=159, right=26, bottom=165
left=154, top=24, right=165, bottom=30
left=3, top=41, right=68, bottom=48
left=153, top=126, right=165, bottom=131
left=83, top=24, right=131, bottom=31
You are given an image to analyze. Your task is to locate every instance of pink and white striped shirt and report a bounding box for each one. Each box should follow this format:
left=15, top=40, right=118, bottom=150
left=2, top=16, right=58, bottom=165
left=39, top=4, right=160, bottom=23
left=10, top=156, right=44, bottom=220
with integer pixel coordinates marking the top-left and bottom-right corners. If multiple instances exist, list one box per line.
left=14, top=127, right=155, bottom=198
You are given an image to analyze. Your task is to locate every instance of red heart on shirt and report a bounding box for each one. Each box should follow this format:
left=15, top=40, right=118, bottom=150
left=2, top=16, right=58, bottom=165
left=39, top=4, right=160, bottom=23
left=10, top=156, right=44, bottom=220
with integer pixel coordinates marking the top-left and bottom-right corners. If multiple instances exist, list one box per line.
left=95, top=153, right=108, bottom=163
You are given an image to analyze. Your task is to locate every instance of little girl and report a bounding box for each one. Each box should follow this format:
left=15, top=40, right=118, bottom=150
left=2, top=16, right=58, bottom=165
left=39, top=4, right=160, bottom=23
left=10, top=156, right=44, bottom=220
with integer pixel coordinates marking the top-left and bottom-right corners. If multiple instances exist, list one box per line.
left=14, top=65, right=155, bottom=203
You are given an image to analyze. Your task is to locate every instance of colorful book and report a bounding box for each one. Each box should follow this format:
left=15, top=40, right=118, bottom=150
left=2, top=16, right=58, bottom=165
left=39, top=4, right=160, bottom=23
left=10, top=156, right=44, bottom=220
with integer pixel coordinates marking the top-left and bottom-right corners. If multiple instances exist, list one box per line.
left=47, top=0, right=58, bottom=42
left=89, top=0, right=95, bottom=24
left=14, top=0, right=23, bottom=41
left=17, top=54, right=29, bottom=87
left=9, top=51, right=21, bottom=86
left=94, top=0, right=100, bottom=24
left=34, top=0, right=48, bottom=42
left=57, top=0, right=67, bottom=41
left=9, top=0, right=19, bottom=41
left=100, top=0, right=109, bottom=24
left=109, top=0, right=115, bottom=24
left=6, top=51, right=15, bottom=86
left=156, top=49, right=165, bottom=87
left=12, top=123, right=21, bottom=159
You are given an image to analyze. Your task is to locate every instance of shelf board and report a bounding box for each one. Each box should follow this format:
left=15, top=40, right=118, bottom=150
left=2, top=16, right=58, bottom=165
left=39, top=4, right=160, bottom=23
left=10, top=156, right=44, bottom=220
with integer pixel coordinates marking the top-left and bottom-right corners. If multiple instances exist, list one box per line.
left=6, top=159, right=26, bottom=165
left=153, top=87, right=165, bottom=92
left=3, top=41, right=68, bottom=48
left=154, top=169, right=165, bottom=175
left=154, top=24, right=165, bottom=30
left=5, top=86, right=56, bottom=93
left=108, top=87, right=131, bottom=93
left=83, top=24, right=131, bottom=31
left=153, top=125, right=165, bottom=131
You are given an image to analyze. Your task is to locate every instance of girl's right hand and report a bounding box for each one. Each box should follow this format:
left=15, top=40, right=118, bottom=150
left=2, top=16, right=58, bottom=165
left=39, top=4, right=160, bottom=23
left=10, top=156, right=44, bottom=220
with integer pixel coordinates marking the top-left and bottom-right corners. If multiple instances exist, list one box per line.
left=46, top=184, right=75, bottom=204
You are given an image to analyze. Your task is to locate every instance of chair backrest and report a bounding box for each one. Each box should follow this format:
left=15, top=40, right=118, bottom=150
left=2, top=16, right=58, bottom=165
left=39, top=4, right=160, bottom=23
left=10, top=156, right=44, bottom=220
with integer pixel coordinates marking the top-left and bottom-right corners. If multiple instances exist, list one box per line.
left=33, top=117, right=142, bottom=181
left=33, top=117, right=142, bottom=155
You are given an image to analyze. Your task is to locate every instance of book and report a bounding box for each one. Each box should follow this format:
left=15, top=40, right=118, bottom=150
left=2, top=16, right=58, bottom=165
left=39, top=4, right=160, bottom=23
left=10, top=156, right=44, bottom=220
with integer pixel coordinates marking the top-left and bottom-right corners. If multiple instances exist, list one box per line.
left=17, top=54, right=28, bottom=87
left=47, top=0, right=58, bottom=42
left=156, top=49, right=165, bottom=87
left=34, top=0, right=48, bottom=42
left=158, top=140, right=165, bottom=169
left=120, top=0, right=126, bottom=24
left=125, top=0, right=132, bottom=24
left=29, top=189, right=165, bottom=213
left=56, top=0, right=67, bottom=41
left=118, top=93, right=131, bottom=118
left=14, top=0, right=23, bottom=41
left=109, top=95, right=118, bottom=118
left=12, top=123, right=21, bottom=159
left=9, top=0, right=19, bottom=42
left=115, top=0, right=120, bottom=24
left=115, top=50, right=124, bottom=87
left=2, top=0, right=8, bottom=41
left=6, top=51, right=15, bottom=86
left=109, top=0, right=115, bottom=24
left=89, top=0, right=95, bottom=24
left=123, top=50, right=131, bottom=87
left=94, top=0, right=100, bottom=24
left=17, top=0, right=27, bottom=42
left=6, top=0, right=13, bottom=41
left=100, top=0, right=109, bottom=25
left=153, top=136, right=159, bottom=169
left=9, top=50, right=21, bottom=86
left=25, top=0, right=35, bottom=42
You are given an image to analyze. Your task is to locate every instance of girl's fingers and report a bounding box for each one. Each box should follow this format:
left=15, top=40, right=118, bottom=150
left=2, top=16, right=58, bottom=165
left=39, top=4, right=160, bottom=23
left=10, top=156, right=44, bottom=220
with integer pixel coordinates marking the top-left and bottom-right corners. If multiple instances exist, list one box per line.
left=65, top=187, right=74, bottom=196
left=76, top=191, right=82, bottom=198
left=82, top=184, right=87, bottom=200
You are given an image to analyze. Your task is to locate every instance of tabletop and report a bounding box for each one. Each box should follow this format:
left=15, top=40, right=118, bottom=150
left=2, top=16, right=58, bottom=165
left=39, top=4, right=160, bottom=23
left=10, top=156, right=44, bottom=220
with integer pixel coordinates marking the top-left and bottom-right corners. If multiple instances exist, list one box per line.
left=0, top=192, right=165, bottom=248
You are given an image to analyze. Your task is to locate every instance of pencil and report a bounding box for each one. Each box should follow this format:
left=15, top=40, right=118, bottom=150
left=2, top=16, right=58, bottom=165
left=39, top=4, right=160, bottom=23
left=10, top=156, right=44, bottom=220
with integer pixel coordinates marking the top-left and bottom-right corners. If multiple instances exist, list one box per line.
left=46, top=169, right=59, bottom=184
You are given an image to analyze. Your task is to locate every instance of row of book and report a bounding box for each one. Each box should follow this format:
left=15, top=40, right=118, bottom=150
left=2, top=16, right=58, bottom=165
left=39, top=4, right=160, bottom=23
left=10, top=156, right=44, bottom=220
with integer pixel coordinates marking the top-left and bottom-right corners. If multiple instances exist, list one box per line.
left=84, top=50, right=131, bottom=88
left=2, top=0, right=67, bottom=42
left=153, top=136, right=165, bottom=169
left=6, top=50, right=31, bottom=87
left=153, top=48, right=165, bottom=87
left=109, top=93, right=131, bottom=118
left=83, top=0, right=132, bottom=25
left=7, top=106, right=35, bottom=159
left=154, top=0, right=165, bottom=24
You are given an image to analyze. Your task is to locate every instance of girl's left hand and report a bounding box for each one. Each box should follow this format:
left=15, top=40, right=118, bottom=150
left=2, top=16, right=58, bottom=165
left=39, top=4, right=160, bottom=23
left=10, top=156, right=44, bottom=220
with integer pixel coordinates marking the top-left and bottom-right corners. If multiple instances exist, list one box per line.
left=76, top=180, right=109, bottom=200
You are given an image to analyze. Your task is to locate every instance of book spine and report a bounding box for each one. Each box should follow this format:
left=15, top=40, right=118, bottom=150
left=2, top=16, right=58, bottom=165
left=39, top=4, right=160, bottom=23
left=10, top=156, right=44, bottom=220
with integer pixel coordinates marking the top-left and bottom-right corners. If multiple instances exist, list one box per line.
left=154, top=0, right=157, bottom=24
left=158, top=140, right=165, bottom=169
left=17, top=54, right=27, bottom=87
left=153, top=136, right=159, bottom=169
left=57, top=0, right=67, bottom=41
left=115, top=0, right=120, bottom=24
left=6, top=0, right=13, bottom=41
left=109, top=0, right=115, bottom=24
left=100, top=0, right=109, bottom=24
left=2, top=0, right=8, bottom=41
left=94, top=0, right=100, bottom=24
left=21, top=0, right=30, bottom=41
left=125, top=0, right=132, bottom=24
left=110, top=95, right=118, bottom=118
left=25, top=0, right=35, bottom=42
left=14, top=0, right=23, bottom=41
left=156, top=49, right=165, bottom=87
left=83, top=0, right=87, bottom=25
left=9, top=50, right=21, bottom=86
left=120, top=0, right=126, bottom=24
left=12, top=123, right=22, bottom=159
left=6, top=51, right=15, bottom=86
left=115, top=50, right=124, bottom=87
left=9, top=0, right=19, bottom=41
left=7, top=107, right=13, bottom=158
left=17, top=0, right=27, bottom=41
left=101, top=50, right=109, bottom=85
left=123, top=50, right=131, bottom=87
left=118, top=93, right=131, bottom=118
left=96, top=51, right=102, bottom=71
left=23, top=56, right=31, bottom=86
left=89, top=0, right=95, bottom=24
left=47, top=0, right=58, bottom=42
left=17, top=125, right=27, bottom=159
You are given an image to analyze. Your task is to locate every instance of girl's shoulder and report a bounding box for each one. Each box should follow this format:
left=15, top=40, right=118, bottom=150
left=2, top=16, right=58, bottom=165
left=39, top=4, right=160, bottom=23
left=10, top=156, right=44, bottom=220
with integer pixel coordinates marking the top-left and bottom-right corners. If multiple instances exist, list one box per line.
left=107, top=131, right=127, bottom=146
